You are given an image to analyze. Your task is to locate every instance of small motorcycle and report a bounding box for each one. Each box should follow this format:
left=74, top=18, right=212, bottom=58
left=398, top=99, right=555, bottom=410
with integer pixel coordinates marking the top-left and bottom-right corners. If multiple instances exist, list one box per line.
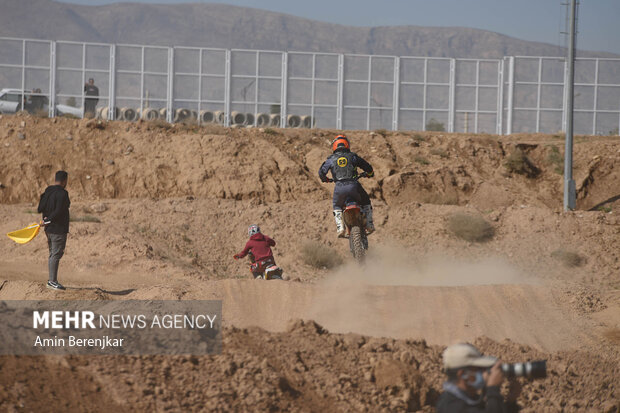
left=244, top=251, right=284, bottom=280
left=326, top=173, right=370, bottom=263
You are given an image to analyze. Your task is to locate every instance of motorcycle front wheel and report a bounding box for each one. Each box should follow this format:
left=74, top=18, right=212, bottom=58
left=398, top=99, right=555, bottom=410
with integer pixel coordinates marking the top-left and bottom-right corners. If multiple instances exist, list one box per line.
left=349, top=225, right=366, bottom=264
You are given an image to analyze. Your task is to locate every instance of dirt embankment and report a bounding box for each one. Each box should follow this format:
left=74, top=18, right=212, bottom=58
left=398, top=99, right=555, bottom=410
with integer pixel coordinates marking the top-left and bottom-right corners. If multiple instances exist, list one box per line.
left=0, top=322, right=618, bottom=413
left=1, top=113, right=619, bottom=210
left=0, top=113, right=619, bottom=412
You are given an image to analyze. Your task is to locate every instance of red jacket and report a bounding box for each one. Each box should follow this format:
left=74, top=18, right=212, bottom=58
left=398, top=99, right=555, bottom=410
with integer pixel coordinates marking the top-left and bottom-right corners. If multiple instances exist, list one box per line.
left=237, top=233, right=276, bottom=262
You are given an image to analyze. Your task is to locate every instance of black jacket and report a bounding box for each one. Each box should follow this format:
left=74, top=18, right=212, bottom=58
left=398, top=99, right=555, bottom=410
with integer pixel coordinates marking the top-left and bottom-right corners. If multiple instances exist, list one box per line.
left=38, top=185, right=70, bottom=234
left=437, top=385, right=519, bottom=413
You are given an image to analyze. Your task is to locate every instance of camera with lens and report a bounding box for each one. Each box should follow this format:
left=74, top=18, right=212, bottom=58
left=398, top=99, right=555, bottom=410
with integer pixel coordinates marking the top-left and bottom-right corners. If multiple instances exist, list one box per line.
left=501, top=360, right=547, bottom=379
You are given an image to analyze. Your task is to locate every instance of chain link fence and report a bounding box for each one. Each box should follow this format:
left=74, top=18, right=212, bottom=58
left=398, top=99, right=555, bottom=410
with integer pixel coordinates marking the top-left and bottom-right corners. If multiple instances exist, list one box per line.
left=1, top=37, right=619, bottom=135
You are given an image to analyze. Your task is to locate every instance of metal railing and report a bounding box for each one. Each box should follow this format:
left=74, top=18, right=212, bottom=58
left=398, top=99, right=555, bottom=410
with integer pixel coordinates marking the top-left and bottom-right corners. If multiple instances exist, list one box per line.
left=0, top=36, right=618, bottom=135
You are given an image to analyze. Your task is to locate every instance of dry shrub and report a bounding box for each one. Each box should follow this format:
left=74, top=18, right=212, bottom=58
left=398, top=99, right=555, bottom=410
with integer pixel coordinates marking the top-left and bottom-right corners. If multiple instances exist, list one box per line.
left=200, top=123, right=228, bottom=135
left=447, top=213, right=494, bottom=242
left=551, top=249, right=583, bottom=267
left=602, top=328, right=620, bottom=344
left=430, top=148, right=449, bottom=158
left=504, top=149, right=540, bottom=178
left=414, top=156, right=430, bottom=165
left=147, top=118, right=172, bottom=130
left=263, top=128, right=279, bottom=135
left=300, top=240, right=342, bottom=269
left=546, top=145, right=564, bottom=174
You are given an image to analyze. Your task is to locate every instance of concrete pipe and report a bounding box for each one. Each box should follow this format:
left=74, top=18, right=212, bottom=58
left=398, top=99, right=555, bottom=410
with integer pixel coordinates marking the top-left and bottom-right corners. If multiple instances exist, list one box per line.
left=101, top=106, right=120, bottom=121
left=199, top=110, right=215, bottom=123
left=174, top=108, right=191, bottom=123
left=120, top=107, right=138, bottom=122
left=256, top=113, right=270, bottom=127
left=301, top=115, right=313, bottom=129
left=287, top=114, right=302, bottom=128
left=95, top=107, right=104, bottom=120
left=231, top=111, right=246, bottom=125
left=214, top=111, right=225, bottom=124
left=141, top=108, right=159, bottom=121
left=269, top=114, right=280, bottom=127
left=244, top=113, right=255, bottom=126
left=159, top=108, right=168, bottom=120
left=189, top=110, right=198, bottom=121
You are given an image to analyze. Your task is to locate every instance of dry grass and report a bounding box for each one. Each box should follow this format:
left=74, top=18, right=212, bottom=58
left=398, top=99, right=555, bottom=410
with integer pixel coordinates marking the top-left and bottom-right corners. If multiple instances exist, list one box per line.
left=504, top=149, right=540, bottom=178
left=300, top=240, right=343, bottom=269
left=419, top=192, right=459, bottom=205
left=70, top=215, right=101, bottom=223
left=200, top=123, right=228, bottom=135
left=447, top=213, right=494, bottom=242
left=551, top=249, right=583, bottom=267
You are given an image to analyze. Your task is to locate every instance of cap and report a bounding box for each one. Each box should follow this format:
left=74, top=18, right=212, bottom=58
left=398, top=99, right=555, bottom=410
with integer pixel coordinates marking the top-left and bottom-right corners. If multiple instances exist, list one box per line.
left=443, top=343, right=497, bottom=370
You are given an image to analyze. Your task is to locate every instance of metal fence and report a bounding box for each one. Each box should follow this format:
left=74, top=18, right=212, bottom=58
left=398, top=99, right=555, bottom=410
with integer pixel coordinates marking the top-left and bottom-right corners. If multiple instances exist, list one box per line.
left=1, top=37, right=619, bottom=135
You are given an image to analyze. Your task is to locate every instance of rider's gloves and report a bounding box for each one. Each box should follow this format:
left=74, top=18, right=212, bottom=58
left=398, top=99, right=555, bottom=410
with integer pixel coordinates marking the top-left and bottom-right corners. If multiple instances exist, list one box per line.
left=233, top=254, right=240, bottom=260
left=367, top=171, right=374, bottom=178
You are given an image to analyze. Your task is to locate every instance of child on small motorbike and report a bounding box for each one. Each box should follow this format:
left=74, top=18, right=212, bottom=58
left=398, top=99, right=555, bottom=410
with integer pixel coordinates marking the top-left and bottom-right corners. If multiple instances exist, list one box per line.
left=234, top=225, right=283, bottom=279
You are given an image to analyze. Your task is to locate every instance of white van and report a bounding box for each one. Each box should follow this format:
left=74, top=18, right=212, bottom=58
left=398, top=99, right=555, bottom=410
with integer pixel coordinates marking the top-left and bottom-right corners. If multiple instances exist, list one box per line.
left=0, top=88, right=83, bottom=117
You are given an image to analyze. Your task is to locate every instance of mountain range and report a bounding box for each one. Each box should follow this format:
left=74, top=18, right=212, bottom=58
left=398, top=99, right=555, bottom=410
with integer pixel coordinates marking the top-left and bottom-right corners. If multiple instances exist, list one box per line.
left=0, top=0, right=615, bottom=58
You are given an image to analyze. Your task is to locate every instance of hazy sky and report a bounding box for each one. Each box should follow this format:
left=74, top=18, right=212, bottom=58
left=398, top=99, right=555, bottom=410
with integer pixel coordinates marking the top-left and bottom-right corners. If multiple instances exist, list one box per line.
left=62, top=0, right=620, bottom=55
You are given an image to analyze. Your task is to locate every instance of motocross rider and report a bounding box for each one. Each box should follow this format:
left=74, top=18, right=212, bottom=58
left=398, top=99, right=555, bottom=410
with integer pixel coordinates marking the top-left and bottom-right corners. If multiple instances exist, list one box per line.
left=318, top=135, right=375, bottom=237
left=234, top=225, right=278, bottom=278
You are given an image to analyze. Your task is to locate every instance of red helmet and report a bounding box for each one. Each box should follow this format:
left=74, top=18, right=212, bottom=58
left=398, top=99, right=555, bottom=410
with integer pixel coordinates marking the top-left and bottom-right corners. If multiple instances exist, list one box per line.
left=331, top=135, right=350, bottom=152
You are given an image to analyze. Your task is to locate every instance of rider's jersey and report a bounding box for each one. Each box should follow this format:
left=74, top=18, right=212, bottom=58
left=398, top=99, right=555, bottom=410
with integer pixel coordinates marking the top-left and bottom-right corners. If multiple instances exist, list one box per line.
left=318, top=150, right=373, bottom=183
left=237, top=233, right=276, bottom=263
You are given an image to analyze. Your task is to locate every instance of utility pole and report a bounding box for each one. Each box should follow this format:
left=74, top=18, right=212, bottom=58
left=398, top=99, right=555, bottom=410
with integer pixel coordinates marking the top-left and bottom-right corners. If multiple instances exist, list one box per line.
left=563, top=0, right=577, bottom=211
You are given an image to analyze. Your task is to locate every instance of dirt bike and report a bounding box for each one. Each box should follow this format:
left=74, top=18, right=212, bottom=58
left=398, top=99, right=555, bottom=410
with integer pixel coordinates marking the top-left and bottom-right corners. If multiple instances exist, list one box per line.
left=325, top=172, right=370, bottom=263
left=241, top=251, right=284, bottom=280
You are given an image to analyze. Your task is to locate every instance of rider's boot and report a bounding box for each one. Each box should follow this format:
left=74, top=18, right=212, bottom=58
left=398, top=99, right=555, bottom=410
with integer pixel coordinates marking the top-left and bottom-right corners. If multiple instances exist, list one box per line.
left=362, top=205, right=375, bottom=234
left=333, top=210, right=346, bottom=238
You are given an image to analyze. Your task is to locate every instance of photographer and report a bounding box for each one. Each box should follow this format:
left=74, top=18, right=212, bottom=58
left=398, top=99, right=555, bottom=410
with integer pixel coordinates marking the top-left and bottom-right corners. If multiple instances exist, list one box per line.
left=437, top=343, right=521, bottom=413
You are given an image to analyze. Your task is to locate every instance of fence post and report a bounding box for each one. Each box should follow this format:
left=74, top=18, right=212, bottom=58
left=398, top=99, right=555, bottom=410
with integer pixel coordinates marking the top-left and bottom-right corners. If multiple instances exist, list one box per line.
left=422, top=58, right=428, bottom=131
left=337, top=54, right=344, bottom=130
left=108, top=44, right=116, bottom=121
left=20, top=39, right=25, bottom=112
left=197, top=48, right=203, bottom=122
left=506, top=56, right=515, bottom=135
left=140, top=46, right=145, bottom=115
left=392, top=57, right=400, bottom=131
left=592, top=58, right=599, bottom=135
left=448, top=58, right=456, bottom=133
left=497, top=59, right=504, bottom=134
left=49, top=41, right=56, bottom=118
left=81, top=43, right=86, bottom=119
left=166, top=47, right=174, bottom=123
left=225, top=49, right=231, bottom=127
left=280, top=52, right=288, bottom=128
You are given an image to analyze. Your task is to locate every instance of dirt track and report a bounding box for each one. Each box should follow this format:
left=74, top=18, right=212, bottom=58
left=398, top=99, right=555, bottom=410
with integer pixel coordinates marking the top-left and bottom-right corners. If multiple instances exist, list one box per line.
left=0, top=113, right=619, bottom=411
